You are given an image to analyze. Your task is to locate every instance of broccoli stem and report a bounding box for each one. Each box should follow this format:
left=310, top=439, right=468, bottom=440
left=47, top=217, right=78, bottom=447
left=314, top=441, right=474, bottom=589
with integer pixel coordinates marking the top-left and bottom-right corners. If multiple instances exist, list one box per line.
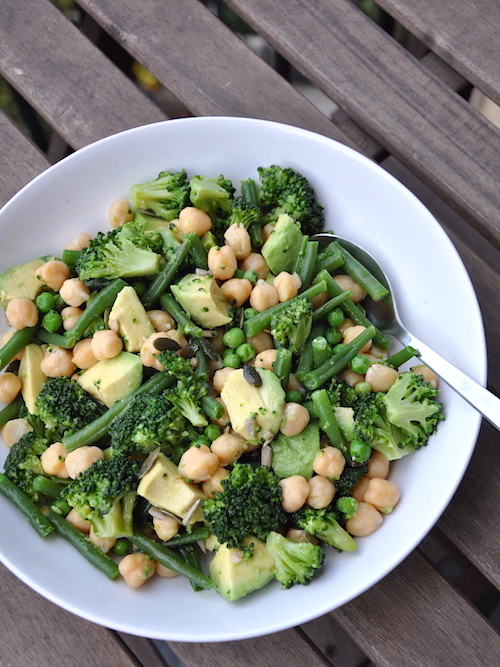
left=303, top=325, right=376, bottom=390
left=384, top=345, right=420, bottom=369
left=130, top=532, right=215, bottom=590
left=311, top=390, right=346, bottom=453
left=273, top=347, right=293, bottom=390
left=186, top=233, right=208, bottom=270
left=0, top=473, right=55, bottom=538
left=159, top=293, right=204, bottom=338
left=294, top=321, right=327, bottom=382
left=0, top=326, right=37, bottom=371
left=61, top=249, right=81, bottom=266
left=45, top=509, right=119, bottom=580
left=295, top=240, right=319, bottom=291
left=141, top=236, right=193, bottom=310
left=241, top=179, right=263, bottom=247
left=162, top=525, right=211, bottom=547
left=0, top=395, right=24, bottom=428
left=243, top=279, right=327, bottom=338
left=334, top=242, right=390, bottom=301
left=312, top=336, right=331, bottom=368
left=62, top=371, right=175, bottom=452
left=311, top=290, right=352, bottom=322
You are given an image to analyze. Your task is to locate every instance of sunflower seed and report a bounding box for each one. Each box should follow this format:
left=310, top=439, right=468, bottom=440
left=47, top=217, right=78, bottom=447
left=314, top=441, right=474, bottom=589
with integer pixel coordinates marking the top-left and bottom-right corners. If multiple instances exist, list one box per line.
left=243, top=364, right=262, bottom=387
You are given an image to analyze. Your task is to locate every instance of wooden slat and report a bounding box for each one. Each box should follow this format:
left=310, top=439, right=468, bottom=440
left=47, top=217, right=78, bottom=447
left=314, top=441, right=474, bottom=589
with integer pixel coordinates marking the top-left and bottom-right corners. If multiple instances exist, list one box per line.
left=333, top=550, right=500, bottom=666
left=376, top=0, right=500, bottom=105
left=77, top=0, right=356, bottom=149
left=0, top=0, right=165, bottom=150
left=225, top=0, right=500, bottom=249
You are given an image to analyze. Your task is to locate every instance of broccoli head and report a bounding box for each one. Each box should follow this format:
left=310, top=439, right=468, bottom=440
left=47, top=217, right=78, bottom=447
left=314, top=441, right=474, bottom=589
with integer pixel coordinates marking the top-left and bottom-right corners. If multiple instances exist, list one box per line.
left=334, top=464, right=368, bottom=498
left=61, top=457, right=140, bottom=538
left=157, top=349, right=209, bottom=427
left=226, top=196, right=261, bottom=230
left=257, top=165, right=324, bottom=235
left=328, top=380, right=359, bottom=408
left=354, top=392, right=413, bottom=461
left=3, top=432, right=49, bottom=501
left=129, top=169, right=190, bottom=221
left=271, top=296, right=313, bottom=354
left=293, top=507, right=357, bottom=551
left=189, top=174, right=235, bottom=219
left=202, top=463, right=286, bottom=554
left=35, top=377, right=104, bottom=438
left=266, top=531, right=324, bottom=588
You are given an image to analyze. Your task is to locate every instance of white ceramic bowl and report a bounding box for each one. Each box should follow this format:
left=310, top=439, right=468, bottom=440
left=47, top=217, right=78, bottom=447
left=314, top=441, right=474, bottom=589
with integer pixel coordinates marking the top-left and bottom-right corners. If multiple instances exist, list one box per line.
left=0, top=117, right=486, bottom=641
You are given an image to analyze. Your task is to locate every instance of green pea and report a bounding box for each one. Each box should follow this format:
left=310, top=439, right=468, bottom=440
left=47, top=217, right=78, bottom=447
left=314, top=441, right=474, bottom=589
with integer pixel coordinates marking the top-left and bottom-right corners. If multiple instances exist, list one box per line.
left=236, top=343, right=255, bottom=363
left=350, top=354, right=370, bottom=375
left=222, top=327, right=246, bottom=349
left=350, top=439, right=372, bottom=464
left=325, top=328, right=341, bottom=346
left=42, top=310, right=63, bottom=332
left=204, top=424, right=222, bottom=441
left=36, top=292, right=56, bottom=313
left=355, top=381, right=372, bottom=397
left=114, top=539, right=133, bottom=556
left=244, top=307, right=258, bottom=320
left=223, top=352, right=241, bottom=369
left=285, top=390, right=302, bottom=403
left=327, top=307, right=344, bottom=328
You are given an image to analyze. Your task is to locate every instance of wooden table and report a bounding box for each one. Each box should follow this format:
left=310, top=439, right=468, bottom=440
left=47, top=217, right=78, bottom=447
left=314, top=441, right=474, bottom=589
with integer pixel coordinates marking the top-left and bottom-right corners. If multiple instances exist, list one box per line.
left=0, top=1, right=499, bottom=665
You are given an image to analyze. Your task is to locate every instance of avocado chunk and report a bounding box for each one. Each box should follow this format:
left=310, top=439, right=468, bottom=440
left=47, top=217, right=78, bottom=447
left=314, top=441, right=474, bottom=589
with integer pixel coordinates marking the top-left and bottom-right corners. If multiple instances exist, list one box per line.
left=220, top=368, right=285, bottom=444
left=18, top=343, right=47, bottom=414
left=170, top=273, right=232, bottom=328
left=0, top=258, right=46, bottom=309
left=77, top=351, right=142, bottom=407
left=271, top=421, right=320, bottom=479
left=137, top=453, right=206, bottom=523
left=261, top=214, right=304, bottom=274
left=108, top=285, right=154, bottom=352
left=334, top=407, right=356, bottom=442
left=209, top=537, right=275, bottom=601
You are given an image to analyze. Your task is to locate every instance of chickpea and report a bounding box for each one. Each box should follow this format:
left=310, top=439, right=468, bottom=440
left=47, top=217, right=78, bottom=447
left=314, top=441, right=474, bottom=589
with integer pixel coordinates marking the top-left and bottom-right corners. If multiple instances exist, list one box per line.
left=310, top=291, right=329, bottom=309
left=220, top=278, right=252, bottom=307
left=254, top=348, right=277, bottom=371
left=5, top=298, right=38, bottom=330
left=208, top=245, right=237, bottom=280
left=36, top=260, right=70, bottom=292
left=72, top=338, right=97, bottom=370
left=65, top=232, right=92, bottom=251
left=346, top=501, right=383, bottom=537
left=156, top=562, right=179, bottom=578
left=280, top=402, right=310, bottom=436
left=178, top=206, right=212, bottom=237
left=338, top=318, right=354, bottom=334
left=273, top=271, right=302, bottom=302
left=178, top=444, right=220, bottom=482
left=140, top=332, right=171, bottom=370
left=202, top=466, right=230, bottom=498
left=1, top=418, right=32, bottom=446
left=66, top=508, right=91, bottom=534
left=153, top=513, right=180, bottom=542
left=313, top=446, right=346, bottom=479
left=249, top=280, right=279, bottom=312
left=279, top=475, right=310, bottom=513
left=352, top=476, right=370, bottom=502
left=286, top=528, right=318, bottom=545
left=246, top=331, right=273, bottom=354
left=287, top=373, right=301, bottom=392
left=262, top=223, right=274, bottom=242
left=41, top=442, right=69, bottom=478
left=211, top=432, right=247, bottom=466
left=108, top=198, right=134, bottom=228
left=306, top=475, right=335, bottom=509
left=343, top=325, right=372, bottom=353
left=364, top=478, right=400, bottom=513
left=89, top=526, right=116, bottom=553
left=0, top=329, right=24, bottom=361
left=40, top=346, right=77, bottom=378
left=338, top=368, right=365, bottom=387
left=239, top=252, right=269, bottom=280
left=61, top=306, right=83, bottom=331
left=366, top=450, right=390, bottom=479
left=224, top=223, right=252, bottom=259
left=65, top=445, right=104, bottom=479
left=147, top=309, right=175, bottom=332
left=212, top=367, right=235, bottom=394
left=119, top=552, right=156, bottom=588
left=411, top=364, right=439, bottom=389
left=59, top=278, right=90, bottom=307
left=91, top=330, right=123, bottom=361
left=0, top=372, right=21, bottom=404
left=364, top=363, right=398, bottom=392
left=333, top=275, right=367, bottom=303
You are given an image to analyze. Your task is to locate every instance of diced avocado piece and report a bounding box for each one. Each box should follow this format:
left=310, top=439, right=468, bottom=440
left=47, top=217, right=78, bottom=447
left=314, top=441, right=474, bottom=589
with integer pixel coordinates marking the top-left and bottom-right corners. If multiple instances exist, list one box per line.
left=108, top=285, right=154, bottom=352
left=221, top=368, right=285, bottom=444
left=137, top=453, right=206, bottom=523
left=261, top=214, right=304, bottom=274
left=271, top=422, right=320, bottom=479
left=77, top=351, right=142, bottom=407
left=18, top=343, right=47, bottom=414
left=0, top=258, right=46, bottom=309
left=171, top=273, right=232, bottom=328
left=334, top=407, right=356, bottom=442
left=209, top=537, right=275, bottom=601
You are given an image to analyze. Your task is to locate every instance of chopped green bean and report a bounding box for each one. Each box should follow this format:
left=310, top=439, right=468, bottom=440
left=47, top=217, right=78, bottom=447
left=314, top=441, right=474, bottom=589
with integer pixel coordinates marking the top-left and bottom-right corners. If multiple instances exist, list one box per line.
left=384, top=345, right=420, bottom=369
left=142, top=237, right=193, bottom=309
left=61, top=249, right=81, bottom=266
left=311, top=390, right=346, bottom=453
left=186, top=233, right=209, bottom=270
left=312, top=291, right=351, bottom=322
left=294, top=321, right=327, bottom=382
left=201, top=395, right=225, bottom=420
left=334, top=242, right=389, bottom=301
left=296, top=240, right=319, bottom=291
left=159, top=293, right=204, bottom=338
left=0, top=396, right=24, bottom=428
left=273, top=347, right=293, bottom=390
left=162, top=525, right=211, bottom=547
left=314, top=243, right=344, bottom=274
left=0, top=473, right=54, bottom=538
left=0, top=327, right=37, bottom=371
left=312, top=336, right=331, bottom=368
left=33, top=475, right=67, bottom=498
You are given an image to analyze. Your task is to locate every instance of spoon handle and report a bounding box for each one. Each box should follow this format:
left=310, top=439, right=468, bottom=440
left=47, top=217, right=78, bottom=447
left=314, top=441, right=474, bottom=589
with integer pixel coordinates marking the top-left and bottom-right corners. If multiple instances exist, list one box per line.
left=403, top=333, right=500, bottom=431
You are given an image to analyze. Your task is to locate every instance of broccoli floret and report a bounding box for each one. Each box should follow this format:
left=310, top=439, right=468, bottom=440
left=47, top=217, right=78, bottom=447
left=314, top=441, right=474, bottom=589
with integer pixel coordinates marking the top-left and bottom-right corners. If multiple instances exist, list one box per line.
left=266, top=531, right=324, bottom=588
left=328, top=381, right=359, bottom=408
left=257, top=165, right=324, bottom=235
left=202, top=463, right=286, bottom=554
left=293, top=507, right=357, bottom=551
left=61, top=457, right=140, bottom=538
left=129, top=169, right=190, bottom=221
left=109, top=391, right=191, bottom=457
left=35, top=377, right=104, bottom=438
left=3, top=432, right=49, bottom=501
left=131, top=211, right=183, bottom=257
left=383, top=372, right=444, bottom=448
left=157, top=349, right=209, bottom=427
left=189, top=174, right=235, bottom=220
left=354, top=392, right=413, bottom=461
left=271, top=296, right=312, bottom=353
left=335, top=464, right=368, bottom=497
left=226, top=196, right=261, bottom=230
left=75, top=222, right=161, bottom=281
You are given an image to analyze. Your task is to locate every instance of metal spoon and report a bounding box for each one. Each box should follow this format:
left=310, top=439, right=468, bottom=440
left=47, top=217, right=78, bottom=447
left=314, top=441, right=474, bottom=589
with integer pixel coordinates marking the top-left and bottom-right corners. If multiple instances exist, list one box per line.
left=312, top=233, right=500, bottom=430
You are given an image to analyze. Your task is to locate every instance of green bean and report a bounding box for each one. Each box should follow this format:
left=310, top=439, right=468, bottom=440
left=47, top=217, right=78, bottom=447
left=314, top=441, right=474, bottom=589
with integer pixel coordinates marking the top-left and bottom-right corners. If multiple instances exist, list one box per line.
left=384, top=345, right=420, bottom=369
left=312, top=336, right=331, bottom=368
left=130, top=532, right=215, bottom=590
left=36, top=330, right=73, bottom=348
left=311, top=390, right=346, bottom=453
left=33, top=475, right=67, bottom=498
left=141, top=237, right=193, bottom=310
left=296, top=240, right=319, bottom=291
left=0, top=326, right=37, bottom=371
left=194, top=346, right=209, bottom=378
left=0, top=396, right=24, bottom=428
left=234, top=269, right=258, bottom=284
left=243, top=279, right=327, bottom=338
left=312, top=290, right=352, bottom=322
left=273, top=347, right=293, bottom=390
left=314, top=244, right=344, bottom=274
left=294, top=321, right=327, bottom=382
left=241, top=179, right=263, bottom=248
left=201, top=395, right=225, bottom=420
left=178, top=544, right=205, bottom=592
left=46, top=510, right=119, bottom=580
left=303, top=325, right=376, bottom=390
left=162, top=525, right=211, bottom=547
left=61, top=249, right=81, bottom=266
left=186, top=233, right=209, bottom=270
left=0, top=473, right=54, bottom=538
left=159, top=293, right=204, bottom=338
left=334, top=242, right=389, bottom=301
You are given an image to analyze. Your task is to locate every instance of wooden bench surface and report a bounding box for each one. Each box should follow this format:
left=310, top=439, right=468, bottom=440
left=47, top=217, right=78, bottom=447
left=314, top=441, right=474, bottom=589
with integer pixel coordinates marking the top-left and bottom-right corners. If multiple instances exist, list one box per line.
left=0, top=0, right=498, bottom=665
